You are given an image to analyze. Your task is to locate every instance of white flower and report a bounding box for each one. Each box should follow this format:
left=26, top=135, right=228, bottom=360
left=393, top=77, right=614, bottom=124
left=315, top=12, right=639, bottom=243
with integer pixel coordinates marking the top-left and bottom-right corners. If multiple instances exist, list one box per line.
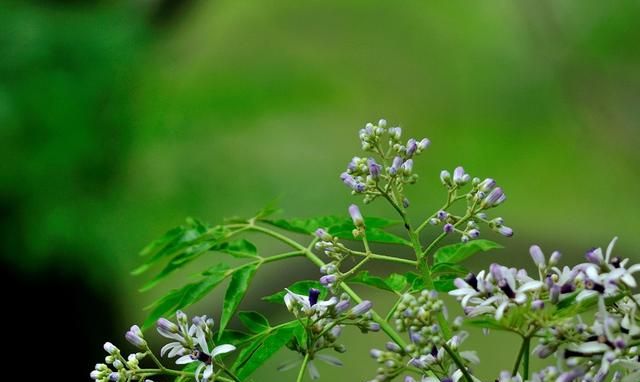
left=175, top=327, right=236, bottom=382
left=284, top=288, right=337, bottom=316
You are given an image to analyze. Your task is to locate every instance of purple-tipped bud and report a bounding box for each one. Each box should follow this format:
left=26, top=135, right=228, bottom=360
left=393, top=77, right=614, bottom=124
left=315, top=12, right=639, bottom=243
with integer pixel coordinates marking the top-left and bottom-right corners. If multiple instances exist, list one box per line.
left=436, top=210, right=448, bottom=220
left=404, top=377, right=417, bottom=382
left=370, top=349, right=383, bottom=359
left=308, top=288, right=320, bottom=306
left=497, top=225, right=513, bottom=237
left=367, top=322, right=381, bottom=332
left=353, top=182, right=366, bottom=193
left=385, top=341, right=402, bottom=353
left=340, top=172, right=356, bottom=188
left=401, top=159, right=413, bottom=174
left=334, top=300, right=350, bottom=314
left=585, top=248, right=603, bottom=264
left=468, top=229, right=480, bottom=239
left=351, top=300, right=373, bottom=316
left=483, top=187, right=506, bottom=208
left=549, top=251, right=562, bottom=265
left=109, top=372, right=121, bottom=382
left=453, top=166, right=466, bottom=184
left=550, top=284, right=560, bottom=303
left=348, top=204, right=364, bottom=227
left=406, top=138, right=418, bottom=156
left=367, top=158, right=381, bottom=179
left=409, top=357, right=426, bottom=368
left=389, top=156, right=403, bottom=175
left=388, top=127, right=402, bottom=140
left=418, top=138, right=430, bottom=150
left=531, top=300, right=544, bottom=310
left=320, top=274, right=337, bottom=286
left=529, top=245, right=546, bottom=268
left=103, top=342, right=118, bottom=355
left=157, top=318, right=179, bottom=333
left=315, top=228, right=333, bottom=241
left=443, top=223, right=454, bottom=234
left=125, top=329, right=147, bottom=349
left=478, top=178, right=496, bottom=192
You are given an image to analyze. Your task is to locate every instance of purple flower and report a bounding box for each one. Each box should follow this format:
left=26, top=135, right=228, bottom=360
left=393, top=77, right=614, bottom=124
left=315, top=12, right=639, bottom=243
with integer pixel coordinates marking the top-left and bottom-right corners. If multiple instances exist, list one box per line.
left=389, top=156, right=403, bottom=175
left=400, top=159, right=413, bottom=175
left=320, top=274, right=337, bottom=286
left=315, top=228, right=332, bottom=241
left=478, top=178, right=496, bottom=192
left=483, top=187, right=506, bottom=207
left=436, top=210, right=448, bottom=220
left=406, top=138, right=418, bottom=156
left=453, top=166, right=469, bottom=185
left=443, top=223, right=454, bottom=234
left=334, top=300, right=350, bottom=314
left=349, top=204, right=364, bottom=227
left=125, top=325, right=146, bottom=349
left=350, top=300, right=373, bottom=316
left=418, top=138, right=430, bottom=150
left=497, top=225, right=513, bottom=237
left=468, top=229, right=480, bottom=239
left=308, top=288, right=321, bottom=307
left=529, top=245, right=546, bottom=268
left=367, top=158, right=381, bottom=179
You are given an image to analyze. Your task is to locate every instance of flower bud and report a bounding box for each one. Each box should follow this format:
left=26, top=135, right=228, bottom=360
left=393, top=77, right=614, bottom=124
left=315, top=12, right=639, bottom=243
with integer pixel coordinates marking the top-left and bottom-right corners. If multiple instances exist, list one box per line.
left=549, top=251, right=562, bottom=265
left=478, top=178, right=496, bottom=192
left=315, top=228, right=333, bottom=241
left=320, top=274, right=337, bottom=286
left=103, top=342, right=118, bottom=355
left=367, top=158, right=381, bottom=179
left=453, top=166, right=469, bottom=185
left=529, top=245, right=546, bottom=268
left=443, top=223, right=454, bottom=234
left=157, top=318, right=179, bottom=334
left=350, top=300, right=373, bottom=316
left=440, top=170, right=452, bottom=186
left=468, top=229, right=480, bottom=239
left=497, top=225, right=513, bottom=237
left=125, top=327, right=147, bottom=349
left=349, top=204, right=364, bottom=228
left=406, top=139, right=418, bottom=157
left=400, top=159, right=413, bottom=175
left=483, top=187, right=506, bottom=208
left=389, top=156, right=403, bottom=175
left=418, top=138, right=430, bottom=151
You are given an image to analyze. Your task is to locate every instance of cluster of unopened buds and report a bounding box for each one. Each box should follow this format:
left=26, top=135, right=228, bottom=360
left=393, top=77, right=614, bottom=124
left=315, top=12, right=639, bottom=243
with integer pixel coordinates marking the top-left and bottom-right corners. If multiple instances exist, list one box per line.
left=91, top=326, right=152, bottom=382
left=341, top=119, right=429, bottom=206
left=432, top=166, right=513, bottom=242
left=368, top=290, right=477, bottom=382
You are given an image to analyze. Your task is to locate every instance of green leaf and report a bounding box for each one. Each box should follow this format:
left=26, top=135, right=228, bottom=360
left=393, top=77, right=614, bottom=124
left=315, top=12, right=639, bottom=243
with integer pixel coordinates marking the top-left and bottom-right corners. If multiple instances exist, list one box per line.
left=142, top=263, right=230, bottom=329
left=255, top=199, right=282, bottom=219
left=217, top=329, right=251, bottom=345
left=218, top=239, right=259, bottom=259
left=431, top=262, right=469, bottom=276
left=262, top=280, right=327, bottom=303
left=219, top=263, right=259, bottom=339
left=433, top=274, right=458, bottom=292
left=329, top=226, right=411, bottom=246
left=234, top=321, right=303, bottom=380
left=238, top=311, right=270, bottom=333
left=349, top=271, right=407, bottom=292
left=434, top=239, right=503, bottom=265
left=132, top=219, right=227, bottom=276
left=405, top=271, right=426, bottom=292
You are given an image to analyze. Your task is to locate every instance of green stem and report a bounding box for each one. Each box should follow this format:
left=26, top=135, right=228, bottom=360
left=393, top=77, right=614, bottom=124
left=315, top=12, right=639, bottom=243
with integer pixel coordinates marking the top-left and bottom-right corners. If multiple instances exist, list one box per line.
left=296, top=353, right=310, bottom=382
left=512, top=336, right=528, bottom=377
left=248, top=224, right=407, bottom=348
left=442, top=343, right=474, bottom=382
left=523, top=337, right=530, bottom=380
left=350, top=250, right=416, bottom=266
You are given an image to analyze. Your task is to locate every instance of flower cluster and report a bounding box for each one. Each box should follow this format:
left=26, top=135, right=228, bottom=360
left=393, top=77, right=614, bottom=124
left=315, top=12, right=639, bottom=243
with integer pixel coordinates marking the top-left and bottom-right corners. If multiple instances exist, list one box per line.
left=340, top=119, right=429, bottom=206
left=450, top=237, right=640, bottom=381
left=369, top=290, right=477, bottom=382
left=91, top=326, right=150, bottom=382
left=282, top=288, right=379, bottom=379
left=90, top=312, right=235, bottom=382
left=431, top=166, right=512, bottom=242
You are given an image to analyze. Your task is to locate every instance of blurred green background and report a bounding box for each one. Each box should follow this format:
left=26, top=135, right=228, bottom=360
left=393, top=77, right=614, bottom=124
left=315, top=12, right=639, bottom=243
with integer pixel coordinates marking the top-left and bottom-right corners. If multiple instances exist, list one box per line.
left=2, top=1, right=639, bottom=380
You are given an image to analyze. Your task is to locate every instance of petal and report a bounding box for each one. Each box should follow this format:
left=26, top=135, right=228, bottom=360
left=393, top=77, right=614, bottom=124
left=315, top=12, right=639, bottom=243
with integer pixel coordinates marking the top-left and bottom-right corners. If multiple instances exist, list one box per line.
left=203, top=365, right=214, bottom=381
left=210, top=344, right=236, bottom=358
left=315, top=354, right=343, bottom=367
left=307, top=361, right=320, bottom=380
left=449, top=288, right=476, bottom=297
left=168, top=345, right=185, bottom=358
left=517, top=280, right=544, bottom=293
left=606, top=237, right=618, bottom=262
left=495, top=301, right=508, bottom=321
left=277, top=358, right=303, bottom=372
left=176, top=355, right=195, bottom=365
left=160, top=342, right=179, bottom=357
left=195, top=363, right=205, bottom=382
left=622, top=273, right=637, bottom=288
left=196, top=326, right=209, bottom=354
